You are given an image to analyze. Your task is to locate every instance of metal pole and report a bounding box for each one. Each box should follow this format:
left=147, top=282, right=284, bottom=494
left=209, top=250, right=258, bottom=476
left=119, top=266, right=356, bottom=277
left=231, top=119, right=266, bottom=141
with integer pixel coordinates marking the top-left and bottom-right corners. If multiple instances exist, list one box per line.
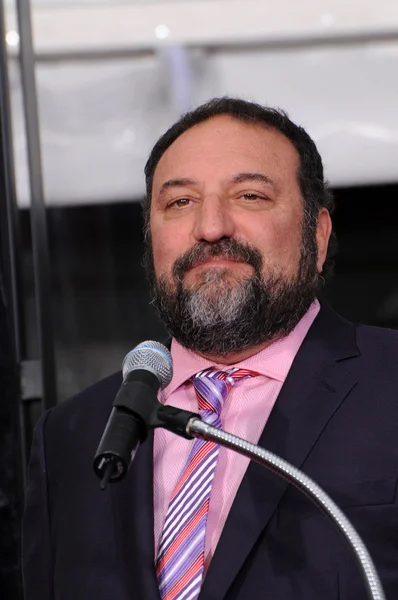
left=0, top=0, right=27, bottom=491
left=15, top=0, right=57, bottom=410
left=0, top=3, right=26, bottom=596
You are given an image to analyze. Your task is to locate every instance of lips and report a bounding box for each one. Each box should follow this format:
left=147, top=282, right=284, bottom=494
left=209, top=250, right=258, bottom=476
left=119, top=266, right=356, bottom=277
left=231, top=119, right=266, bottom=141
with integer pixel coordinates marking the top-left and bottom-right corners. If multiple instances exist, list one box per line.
left=190, top=256, right=246, bottom=270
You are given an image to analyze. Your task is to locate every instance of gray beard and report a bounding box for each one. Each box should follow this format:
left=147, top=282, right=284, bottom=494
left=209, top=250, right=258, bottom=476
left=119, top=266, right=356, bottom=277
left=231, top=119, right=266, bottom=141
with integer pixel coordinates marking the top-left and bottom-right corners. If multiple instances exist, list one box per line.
left=148, top=237, right=319, bottom=357
left=183, top=268, right=257, bottom=326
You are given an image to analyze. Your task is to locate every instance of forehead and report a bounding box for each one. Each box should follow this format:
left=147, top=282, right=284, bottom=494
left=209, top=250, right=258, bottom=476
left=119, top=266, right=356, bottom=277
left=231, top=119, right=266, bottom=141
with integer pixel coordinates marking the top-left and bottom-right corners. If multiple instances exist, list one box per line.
left=152, top=115, right=301, bottom=193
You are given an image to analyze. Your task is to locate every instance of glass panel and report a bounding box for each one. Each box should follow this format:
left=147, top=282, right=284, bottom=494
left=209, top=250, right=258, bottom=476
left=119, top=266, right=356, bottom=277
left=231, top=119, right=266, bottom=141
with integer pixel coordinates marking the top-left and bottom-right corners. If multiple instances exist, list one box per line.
left=47, top=202, right=167, bottom=402
left=326, top=183, right=398, bottom=328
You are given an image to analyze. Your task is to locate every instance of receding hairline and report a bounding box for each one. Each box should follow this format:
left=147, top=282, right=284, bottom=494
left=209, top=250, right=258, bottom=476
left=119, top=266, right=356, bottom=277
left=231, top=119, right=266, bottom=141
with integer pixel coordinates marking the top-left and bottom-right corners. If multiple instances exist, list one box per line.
left=157, top=112, right=299, bottom=153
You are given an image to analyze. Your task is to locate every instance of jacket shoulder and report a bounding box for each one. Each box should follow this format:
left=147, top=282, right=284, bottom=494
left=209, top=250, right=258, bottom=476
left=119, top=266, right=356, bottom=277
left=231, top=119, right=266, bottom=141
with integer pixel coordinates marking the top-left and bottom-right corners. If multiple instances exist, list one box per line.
left=44, top=371, right=122, bottom=438
left=356, top=322, right=398, bottom=348
left=353, top=322, right=398, bottom=374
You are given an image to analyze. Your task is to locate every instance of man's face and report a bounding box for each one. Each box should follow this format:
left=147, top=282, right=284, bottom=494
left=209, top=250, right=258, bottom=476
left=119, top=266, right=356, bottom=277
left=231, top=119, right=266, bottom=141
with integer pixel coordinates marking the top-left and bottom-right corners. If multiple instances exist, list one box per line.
left=147, top=115, right=331, bottom=358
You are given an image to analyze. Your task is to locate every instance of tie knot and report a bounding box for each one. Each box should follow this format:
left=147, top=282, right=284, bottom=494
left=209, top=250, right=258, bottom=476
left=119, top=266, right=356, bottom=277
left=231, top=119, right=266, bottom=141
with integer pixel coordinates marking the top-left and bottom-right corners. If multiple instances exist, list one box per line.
left=191, top=367, right=258, bottom=414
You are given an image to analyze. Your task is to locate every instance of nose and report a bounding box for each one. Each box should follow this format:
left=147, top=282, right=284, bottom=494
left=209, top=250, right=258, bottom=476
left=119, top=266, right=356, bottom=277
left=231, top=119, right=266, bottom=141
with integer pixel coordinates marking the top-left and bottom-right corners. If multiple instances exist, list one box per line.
left=193, top=196, right=235, bottom=243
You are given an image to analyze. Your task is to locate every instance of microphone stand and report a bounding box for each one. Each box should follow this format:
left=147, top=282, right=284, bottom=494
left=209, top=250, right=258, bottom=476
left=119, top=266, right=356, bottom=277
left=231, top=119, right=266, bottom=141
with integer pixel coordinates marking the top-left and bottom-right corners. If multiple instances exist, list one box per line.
left=185, top=417, right=386, bottom=600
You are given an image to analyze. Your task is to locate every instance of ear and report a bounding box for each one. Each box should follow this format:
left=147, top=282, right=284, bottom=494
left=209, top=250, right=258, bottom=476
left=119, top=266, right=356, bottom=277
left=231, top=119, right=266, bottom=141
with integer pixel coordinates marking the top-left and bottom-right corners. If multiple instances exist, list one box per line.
left=316, top=208, right=332, bottom=273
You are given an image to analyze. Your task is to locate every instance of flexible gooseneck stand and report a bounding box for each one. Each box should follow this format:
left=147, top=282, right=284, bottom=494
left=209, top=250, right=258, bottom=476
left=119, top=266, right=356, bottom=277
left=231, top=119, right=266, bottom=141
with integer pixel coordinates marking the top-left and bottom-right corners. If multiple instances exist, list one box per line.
left=186, top=417, right=386, bottom=600
left=94, top=388, right=386, bottom=600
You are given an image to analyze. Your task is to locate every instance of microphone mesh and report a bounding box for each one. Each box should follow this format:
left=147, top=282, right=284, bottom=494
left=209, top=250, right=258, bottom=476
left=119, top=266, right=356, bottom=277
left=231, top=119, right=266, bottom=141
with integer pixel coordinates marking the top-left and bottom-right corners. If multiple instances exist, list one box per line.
left=122, top=340, right=173, bottom=389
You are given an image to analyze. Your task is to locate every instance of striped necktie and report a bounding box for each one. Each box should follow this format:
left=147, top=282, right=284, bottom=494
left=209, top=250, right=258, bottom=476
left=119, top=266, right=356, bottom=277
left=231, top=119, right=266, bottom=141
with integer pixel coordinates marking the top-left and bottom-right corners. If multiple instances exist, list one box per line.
left=156, top=367, right=258, bottom=600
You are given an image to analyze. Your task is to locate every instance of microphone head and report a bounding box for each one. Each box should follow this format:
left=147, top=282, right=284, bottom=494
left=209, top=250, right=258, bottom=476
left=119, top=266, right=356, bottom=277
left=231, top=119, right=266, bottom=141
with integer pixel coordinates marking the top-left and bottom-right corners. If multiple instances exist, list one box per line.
left=122, top=341, right=173, bottom=389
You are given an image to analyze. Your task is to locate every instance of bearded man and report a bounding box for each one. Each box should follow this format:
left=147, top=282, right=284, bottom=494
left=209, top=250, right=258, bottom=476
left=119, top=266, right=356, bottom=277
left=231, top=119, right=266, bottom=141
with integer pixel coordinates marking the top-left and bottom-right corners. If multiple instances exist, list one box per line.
left=23, top=98, right=398, bottom=600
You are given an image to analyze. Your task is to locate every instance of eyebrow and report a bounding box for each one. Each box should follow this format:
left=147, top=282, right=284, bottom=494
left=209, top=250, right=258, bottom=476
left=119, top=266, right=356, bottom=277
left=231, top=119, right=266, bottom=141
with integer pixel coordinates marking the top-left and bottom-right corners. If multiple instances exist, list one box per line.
left=158, top=178, right=198, bottom=201
left=230, top=172, right=279, bottom=192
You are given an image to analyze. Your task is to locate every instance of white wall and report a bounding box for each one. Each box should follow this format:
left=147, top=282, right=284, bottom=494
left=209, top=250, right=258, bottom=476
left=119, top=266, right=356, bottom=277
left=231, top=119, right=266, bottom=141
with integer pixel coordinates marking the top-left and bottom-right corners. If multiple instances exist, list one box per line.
left=5, top=0, right=398, bottom=205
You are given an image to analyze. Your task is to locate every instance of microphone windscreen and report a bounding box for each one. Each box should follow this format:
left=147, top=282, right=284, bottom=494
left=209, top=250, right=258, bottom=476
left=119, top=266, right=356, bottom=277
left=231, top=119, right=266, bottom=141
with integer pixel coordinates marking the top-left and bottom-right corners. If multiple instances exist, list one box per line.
left=122, top=340, right=173, bottom=389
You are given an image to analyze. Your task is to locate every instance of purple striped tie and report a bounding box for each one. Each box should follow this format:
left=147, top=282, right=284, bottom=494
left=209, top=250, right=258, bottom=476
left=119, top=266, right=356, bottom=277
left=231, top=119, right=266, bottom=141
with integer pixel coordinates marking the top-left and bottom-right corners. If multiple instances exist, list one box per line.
left=156, top=367, right=258, bottom=600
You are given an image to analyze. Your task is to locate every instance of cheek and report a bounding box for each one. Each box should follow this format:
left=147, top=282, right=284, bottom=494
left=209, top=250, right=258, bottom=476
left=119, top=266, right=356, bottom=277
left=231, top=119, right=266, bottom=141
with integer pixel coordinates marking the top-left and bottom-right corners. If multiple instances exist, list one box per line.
left=150, top=222, right=188, bottom=277
left=248, top=214, right=303, bottom=270
left=150, top=233, right=171, bottom=277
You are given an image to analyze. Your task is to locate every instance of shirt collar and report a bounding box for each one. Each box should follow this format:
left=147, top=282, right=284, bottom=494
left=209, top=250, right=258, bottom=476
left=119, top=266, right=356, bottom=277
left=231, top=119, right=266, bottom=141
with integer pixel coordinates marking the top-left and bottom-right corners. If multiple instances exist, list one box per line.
left=162, top=299, right=320, bottom=400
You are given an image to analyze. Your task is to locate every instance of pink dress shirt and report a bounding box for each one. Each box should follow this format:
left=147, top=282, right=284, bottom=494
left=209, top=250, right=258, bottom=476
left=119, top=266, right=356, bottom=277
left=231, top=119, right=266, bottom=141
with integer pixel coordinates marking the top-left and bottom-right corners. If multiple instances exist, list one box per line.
left=153, top=300, right=320, bottom=567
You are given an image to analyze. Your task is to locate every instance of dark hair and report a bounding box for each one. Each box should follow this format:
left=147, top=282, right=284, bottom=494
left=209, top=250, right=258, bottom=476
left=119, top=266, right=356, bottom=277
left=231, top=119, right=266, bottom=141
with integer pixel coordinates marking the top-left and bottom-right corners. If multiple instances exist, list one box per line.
left=143, top=96, right=336, bottom=278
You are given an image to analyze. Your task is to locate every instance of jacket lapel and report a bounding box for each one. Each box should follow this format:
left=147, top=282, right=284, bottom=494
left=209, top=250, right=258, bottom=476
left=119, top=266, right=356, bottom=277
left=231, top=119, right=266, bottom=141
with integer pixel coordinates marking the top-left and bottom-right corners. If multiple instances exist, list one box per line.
left=111, top=431, right=161, bottom=600
left=201, top=304, right=360, bottom=600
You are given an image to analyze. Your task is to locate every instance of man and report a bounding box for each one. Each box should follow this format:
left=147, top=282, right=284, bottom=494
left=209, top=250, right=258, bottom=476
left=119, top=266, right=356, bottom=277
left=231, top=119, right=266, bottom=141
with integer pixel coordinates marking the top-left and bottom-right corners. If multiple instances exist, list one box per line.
left=23, top=98, right=398, bottom=600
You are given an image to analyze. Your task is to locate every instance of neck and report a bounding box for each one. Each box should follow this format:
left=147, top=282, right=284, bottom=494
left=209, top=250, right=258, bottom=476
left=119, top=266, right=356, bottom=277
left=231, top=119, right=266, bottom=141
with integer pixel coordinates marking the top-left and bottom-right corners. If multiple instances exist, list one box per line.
left=195, top=338, right=278, bottom=365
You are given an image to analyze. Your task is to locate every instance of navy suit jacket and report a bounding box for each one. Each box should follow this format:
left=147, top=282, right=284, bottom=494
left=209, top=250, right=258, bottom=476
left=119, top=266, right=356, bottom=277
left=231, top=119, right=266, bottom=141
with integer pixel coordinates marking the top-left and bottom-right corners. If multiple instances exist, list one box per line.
left=22, top=305, right=398, bottom=599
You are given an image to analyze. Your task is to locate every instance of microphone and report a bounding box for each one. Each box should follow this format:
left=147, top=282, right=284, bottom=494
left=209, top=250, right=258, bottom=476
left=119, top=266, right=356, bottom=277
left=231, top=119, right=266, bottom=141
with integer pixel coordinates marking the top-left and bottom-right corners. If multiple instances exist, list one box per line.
left=93, top=341, right=173, bottom=489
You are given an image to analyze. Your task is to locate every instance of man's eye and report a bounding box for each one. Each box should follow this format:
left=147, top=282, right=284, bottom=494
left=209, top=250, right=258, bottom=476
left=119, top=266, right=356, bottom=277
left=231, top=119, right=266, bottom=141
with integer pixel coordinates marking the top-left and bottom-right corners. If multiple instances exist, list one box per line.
left=241, top=193, right=263, bottom=201
left=169, top=198, right=192, bottom=209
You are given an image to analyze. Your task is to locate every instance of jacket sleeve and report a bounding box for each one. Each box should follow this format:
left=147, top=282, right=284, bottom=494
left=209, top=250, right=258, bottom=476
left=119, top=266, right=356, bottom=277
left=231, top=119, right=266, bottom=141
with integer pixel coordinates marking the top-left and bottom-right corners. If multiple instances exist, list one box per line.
left=22, top=410, right=54, bottom=600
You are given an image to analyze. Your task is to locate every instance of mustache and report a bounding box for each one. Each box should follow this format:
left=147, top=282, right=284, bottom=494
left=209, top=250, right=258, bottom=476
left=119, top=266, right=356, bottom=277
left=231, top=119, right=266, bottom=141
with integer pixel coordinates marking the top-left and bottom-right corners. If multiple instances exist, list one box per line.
left=172, top=239, right=263, bottom=281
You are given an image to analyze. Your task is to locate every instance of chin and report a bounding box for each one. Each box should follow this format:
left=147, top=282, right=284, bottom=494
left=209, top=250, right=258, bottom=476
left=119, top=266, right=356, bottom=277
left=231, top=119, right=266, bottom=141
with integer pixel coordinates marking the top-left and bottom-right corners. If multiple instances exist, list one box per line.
left=187, top=265, right=248, bottom=287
